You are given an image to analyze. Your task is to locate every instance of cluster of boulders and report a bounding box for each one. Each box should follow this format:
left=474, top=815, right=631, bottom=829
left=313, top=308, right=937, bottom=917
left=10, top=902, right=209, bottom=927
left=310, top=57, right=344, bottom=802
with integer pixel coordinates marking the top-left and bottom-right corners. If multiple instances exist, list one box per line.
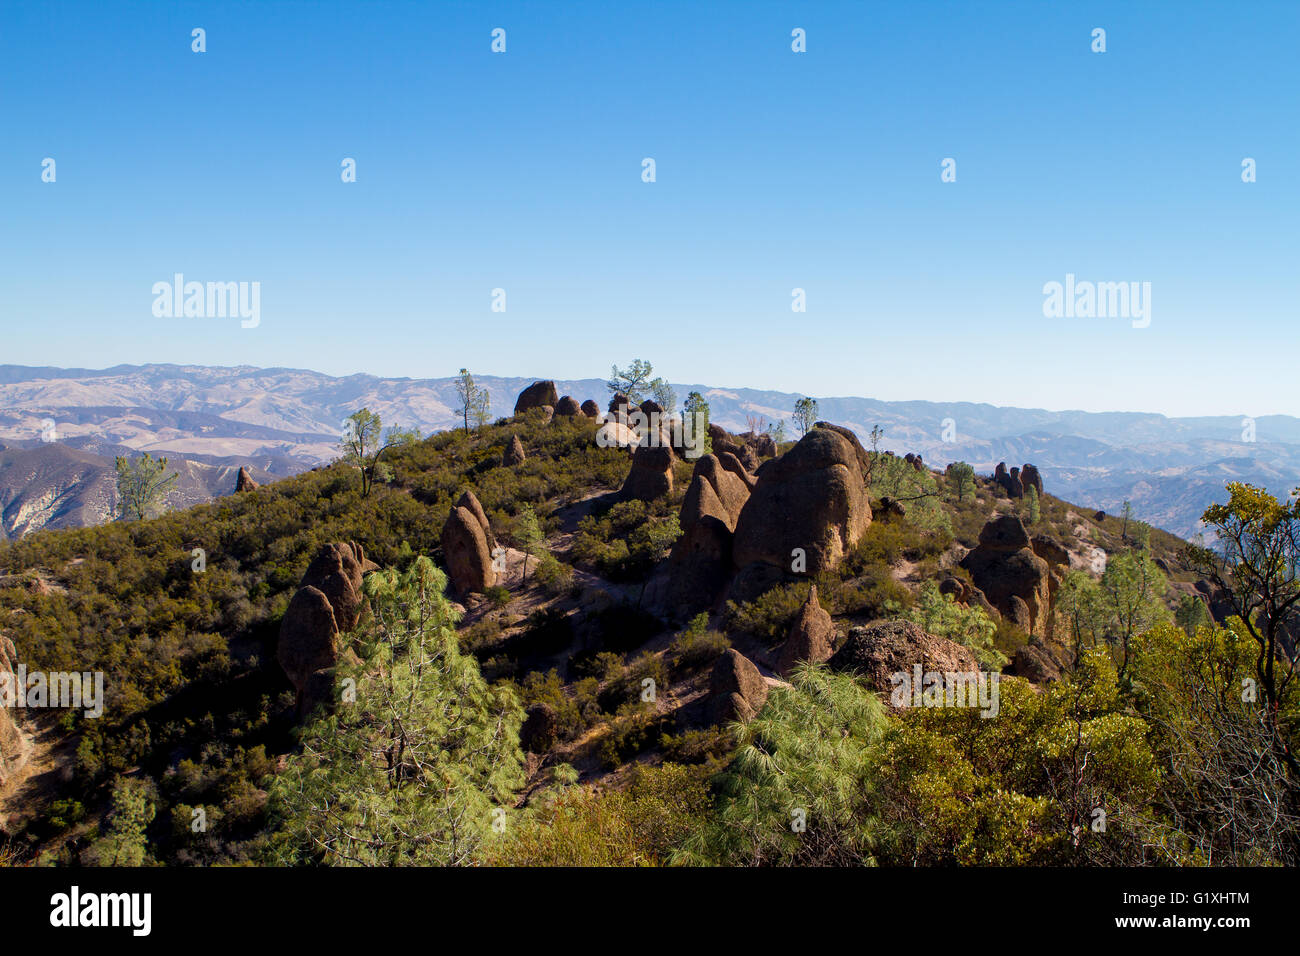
left=660, top=423, right=873, bottom=616
left=513, top=380, right=601, bottom=422
left=708, top=424, right=775, bottom=471
left=277, top=541, right=378, bottom=716
left=0, top=634, right=31, bottom=788
left=440, top=490, right=499, bottom=595
left=993, top=462, right=1043, bottom=499
left=956, top=514, right=1067, bottom=637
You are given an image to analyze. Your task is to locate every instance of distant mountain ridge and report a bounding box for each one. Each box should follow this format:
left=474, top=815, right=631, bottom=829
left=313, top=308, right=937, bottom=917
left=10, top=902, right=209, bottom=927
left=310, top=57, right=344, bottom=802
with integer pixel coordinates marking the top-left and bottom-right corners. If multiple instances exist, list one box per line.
left=1, top=363, right=1295, bottom=540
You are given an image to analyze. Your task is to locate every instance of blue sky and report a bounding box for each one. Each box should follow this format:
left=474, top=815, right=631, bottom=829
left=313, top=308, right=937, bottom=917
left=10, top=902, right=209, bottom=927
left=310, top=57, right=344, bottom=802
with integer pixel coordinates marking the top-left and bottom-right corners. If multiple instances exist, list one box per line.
left=1, top=1, right=1296, bottom=418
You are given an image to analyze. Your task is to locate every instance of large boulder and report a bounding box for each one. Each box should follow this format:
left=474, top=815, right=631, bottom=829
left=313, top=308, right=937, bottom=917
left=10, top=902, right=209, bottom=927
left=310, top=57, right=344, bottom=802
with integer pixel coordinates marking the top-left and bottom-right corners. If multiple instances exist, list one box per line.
left=277, top=541, right=373, bottom=716
left=707, top=649, right=769, bottom=724
left=580, top=399, right=600, bottom=418
left=828, top=620, right=980, bottom=695
left=1020, top=463, right=1043, bottom=497
left=667, top=455, right=754, bottom=612
left=441, top=491, right=498, bottom=594
left=731, top=424, right=872, bottom=577
left=503, top=434, right=526, bottom=466
left=619, top=442, right=675, bottom=502
left=0, top=635, right=31, bottom=788
left=776, top=585, right=835, bottom=676
left=1013, top=639, right=1066, bottom=683
left=960, top=515, right=1052, bottom=635
left=235, top=466, right=259, bottom=492
left=554, top=396, right=582, bottom=416
left=514, top=381, right=558, bottom=415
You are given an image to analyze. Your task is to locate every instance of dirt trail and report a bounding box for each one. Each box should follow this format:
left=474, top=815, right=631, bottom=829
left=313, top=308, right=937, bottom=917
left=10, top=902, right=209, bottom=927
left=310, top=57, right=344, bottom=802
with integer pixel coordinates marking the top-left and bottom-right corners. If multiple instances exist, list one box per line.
left=0, top=711, right=74, bottom=831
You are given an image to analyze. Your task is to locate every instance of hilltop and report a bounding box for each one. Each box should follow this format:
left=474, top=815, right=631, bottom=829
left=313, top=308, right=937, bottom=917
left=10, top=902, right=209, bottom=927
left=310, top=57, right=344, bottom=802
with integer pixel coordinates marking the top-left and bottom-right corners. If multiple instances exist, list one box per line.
left=2, top=363, right=1297, bottom=539
left=3, top=379, right=1281, bottom=868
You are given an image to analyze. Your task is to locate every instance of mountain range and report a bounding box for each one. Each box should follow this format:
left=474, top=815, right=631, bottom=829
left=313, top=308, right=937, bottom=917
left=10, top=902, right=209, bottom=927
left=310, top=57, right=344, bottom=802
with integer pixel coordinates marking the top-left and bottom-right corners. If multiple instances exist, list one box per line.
left=0, top=363, right=1294, bottom=540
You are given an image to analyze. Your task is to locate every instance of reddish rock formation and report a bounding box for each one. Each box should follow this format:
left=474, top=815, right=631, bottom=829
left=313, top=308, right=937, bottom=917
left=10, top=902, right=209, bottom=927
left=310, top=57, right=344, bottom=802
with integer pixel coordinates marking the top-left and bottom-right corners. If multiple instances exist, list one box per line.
left=440, top=491, right=498, bottom=594
left=959, top=514, right=1052, bottom=635
left=619, top=442, right=675, bottom=502
left=993, top=462, right=1024, bottom=498
left=776, top=585, right=835, bottom=676
left=751, top=433, right=777, bottom=458
left=828, top=620, right=980, bottom=696
left=1014, top=639, right=1066, bottom=683
left=514, top=381, right=558, bottom=415
left=554, top=396, right=582, bottom=416
left=707, top=424, right=760, bottom=471
left=716, top=451, right=757, bottom=490
left=1020, top=463, right=1043, bottom=497
left=503, top=434, right=526, bottom=466
left=938, top=574, right=1001, bottom=622
left=608, top=392, right=634, bottom=420
left=580, top=399, right=600, bottom=417
left=277, top=541, right=373, bottom=716
left=668, top=454, right=754, bottom=611
left=732, top=424, right=872, bottom=578
left=707, top=649, right=769, bottom=724
left=235, top=466, right=259, bottom=492
left=1030, top=535, right=1069, bottom=568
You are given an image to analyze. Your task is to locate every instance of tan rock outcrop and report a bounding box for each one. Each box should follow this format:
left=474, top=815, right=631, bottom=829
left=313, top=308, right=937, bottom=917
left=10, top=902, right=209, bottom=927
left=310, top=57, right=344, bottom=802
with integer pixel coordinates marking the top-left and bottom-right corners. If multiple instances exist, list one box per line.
left=503, top=434, right=526, bottom=466
left=277, top=541, right=372, bottom=716
left=514, top=381, right=558, bottom=415
left=707, top=649, right=769, bottom=724
left=776, top=585, right=835, bottom=676
left=235, top=466, right=259, bottom=492
left=0, top=635, right=32, bottom=788
left=959, top=515, right=1052, bottom=635
left=828, top=620, right=980, bottom=696
left=441, top=491, right=498, bottom=594
left=731, top=424, right=872, bottom=577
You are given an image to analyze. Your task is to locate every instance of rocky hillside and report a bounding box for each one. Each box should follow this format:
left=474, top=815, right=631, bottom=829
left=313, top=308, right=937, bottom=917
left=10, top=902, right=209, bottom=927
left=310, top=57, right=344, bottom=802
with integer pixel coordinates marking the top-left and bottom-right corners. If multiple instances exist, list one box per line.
left=0, top=442, right=277, bottom=540
left=1, top=379, right=1259, bottom=867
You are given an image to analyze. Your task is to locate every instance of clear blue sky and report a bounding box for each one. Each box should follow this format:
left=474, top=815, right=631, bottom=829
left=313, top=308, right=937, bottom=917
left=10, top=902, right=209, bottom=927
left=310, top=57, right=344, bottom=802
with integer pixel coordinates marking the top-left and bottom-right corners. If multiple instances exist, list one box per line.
left=2, top=1, right=1296, bottom=417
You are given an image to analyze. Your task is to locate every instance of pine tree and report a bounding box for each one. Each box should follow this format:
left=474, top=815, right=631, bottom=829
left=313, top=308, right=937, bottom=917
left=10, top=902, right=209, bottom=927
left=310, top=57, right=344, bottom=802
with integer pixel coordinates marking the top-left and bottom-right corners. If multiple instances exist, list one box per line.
left=268, top=557, right=525, bottom=865
left=674, top=664, right=887, bottom=866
